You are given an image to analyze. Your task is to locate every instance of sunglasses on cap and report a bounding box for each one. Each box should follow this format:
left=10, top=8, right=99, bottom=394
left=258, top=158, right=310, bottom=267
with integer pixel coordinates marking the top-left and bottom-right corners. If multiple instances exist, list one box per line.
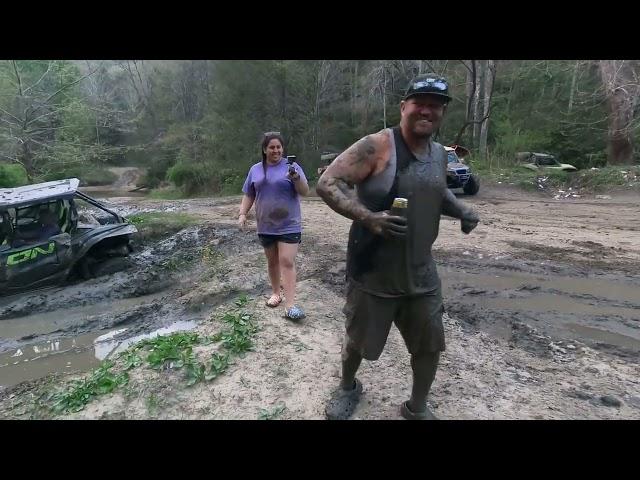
left=410, top=78, right=448, bottom=91
left=404, top=76, right=451, bottom=102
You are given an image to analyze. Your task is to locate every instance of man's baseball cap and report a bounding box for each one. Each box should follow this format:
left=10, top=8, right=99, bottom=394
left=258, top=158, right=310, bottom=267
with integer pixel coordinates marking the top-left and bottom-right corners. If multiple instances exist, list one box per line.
left=403, top=74, right=452, bottom=103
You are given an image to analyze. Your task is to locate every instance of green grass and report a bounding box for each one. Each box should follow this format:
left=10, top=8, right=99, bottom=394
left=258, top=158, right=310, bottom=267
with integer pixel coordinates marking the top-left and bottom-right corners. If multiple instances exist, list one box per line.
left=148, top=187, right=189, bottom=200
left=472, top=156, right=640, bottom=193
left=148, top=186, right=242, bottom=199
left=211, top=311, right=258, bottom=355
left=128, top=211, right=200, bottom=241
left=472, top=163, right=540, bottom=190
left=202, top=244, right=224, bottom=268
left=49, top=361, right=129, bottom=414
left=26, top=296, right=259, bottom=416
left=570, top=166, right=639, bottom=191
left=258, top=404, right=286, bottom=420
left=137, top=331, right=202, bottom=370
left=291, top=340, right=312, bottom=352
left=39, top=165, right=118, bottom=186
left=145, top=393, right=160, bottom=415
left=159, top=253, right=197, bottom=272
left=0, top=164, right=29, bottom=187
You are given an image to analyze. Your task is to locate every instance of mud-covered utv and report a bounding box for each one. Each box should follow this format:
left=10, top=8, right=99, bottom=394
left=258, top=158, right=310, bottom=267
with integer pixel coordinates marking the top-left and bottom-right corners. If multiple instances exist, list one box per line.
left=0, top=178, right=137, bottom=295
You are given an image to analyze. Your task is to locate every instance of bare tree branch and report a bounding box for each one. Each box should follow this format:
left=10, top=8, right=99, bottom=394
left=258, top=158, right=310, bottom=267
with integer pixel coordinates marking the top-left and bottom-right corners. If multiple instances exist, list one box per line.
left=25, top=109, right=58, bottom=127
left=11, top=61, right=23, bottom=97
left=44, top=67, right=98, bottom=104
left=458, top=60, right=473, bottom=75
left=422, top=60, right=438, bottom=74
left=0, top=106, right=22, bottom=125
left=23, top=61, right=52, bottom=94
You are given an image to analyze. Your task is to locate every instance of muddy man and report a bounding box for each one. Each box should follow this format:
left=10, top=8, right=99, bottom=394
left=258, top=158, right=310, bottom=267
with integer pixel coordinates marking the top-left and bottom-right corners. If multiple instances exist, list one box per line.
left=316, top=74, right=479, bottom=420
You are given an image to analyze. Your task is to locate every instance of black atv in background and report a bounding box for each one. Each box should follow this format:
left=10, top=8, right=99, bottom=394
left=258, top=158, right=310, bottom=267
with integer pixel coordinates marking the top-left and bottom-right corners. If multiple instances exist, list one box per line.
left=0, top=178, right=137, bottom=295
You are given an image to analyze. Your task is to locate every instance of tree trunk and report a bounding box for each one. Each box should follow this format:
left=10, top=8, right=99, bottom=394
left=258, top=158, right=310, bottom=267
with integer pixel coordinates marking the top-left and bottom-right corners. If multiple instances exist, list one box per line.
left=20, top=140, right=34, bottom=181
left=351, top=61, right=358, bottom=126
left=465, top=61, right=475, bottom=127
left=568, top=60, right=579, bottom=113
left=382, top=68, right=387, bottom=129
left=472, top=60, right=484, bottom=148
left=599, top=60, right=637, bottom=165
left=479, top=60, right=496, bottom=157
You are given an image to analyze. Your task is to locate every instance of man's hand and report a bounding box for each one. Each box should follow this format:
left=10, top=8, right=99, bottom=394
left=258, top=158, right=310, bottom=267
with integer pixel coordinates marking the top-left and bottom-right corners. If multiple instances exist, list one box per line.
left=363, top=211, right=407, bottom=238
left=461, top=211, right=479, bottom=234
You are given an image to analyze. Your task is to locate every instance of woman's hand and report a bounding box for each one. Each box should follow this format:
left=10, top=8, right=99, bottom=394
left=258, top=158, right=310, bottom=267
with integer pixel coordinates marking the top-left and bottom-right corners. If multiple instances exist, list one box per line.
left=238, top=213, right=247, bottom=230
left=287, top=167, right=301, bottom=182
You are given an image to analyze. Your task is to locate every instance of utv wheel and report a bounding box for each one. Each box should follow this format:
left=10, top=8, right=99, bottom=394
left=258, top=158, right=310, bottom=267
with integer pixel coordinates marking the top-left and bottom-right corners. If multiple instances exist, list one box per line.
left=91, top=257, right=131, bottom=278
left=78, top=258, right=93, bottom=280
left=463, top=175, right=480, bottom=195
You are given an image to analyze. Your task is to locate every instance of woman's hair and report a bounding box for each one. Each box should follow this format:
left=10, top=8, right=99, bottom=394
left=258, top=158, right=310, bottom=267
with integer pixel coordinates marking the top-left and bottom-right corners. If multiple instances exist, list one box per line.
left=261, top=131, right=284, bottom=178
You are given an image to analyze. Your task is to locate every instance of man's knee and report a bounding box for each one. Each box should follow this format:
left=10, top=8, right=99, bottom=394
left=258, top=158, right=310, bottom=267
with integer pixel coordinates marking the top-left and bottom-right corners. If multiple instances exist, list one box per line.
left=341, top=338, right=362, bottom=362
left=411, top=349, right=440, bottom=370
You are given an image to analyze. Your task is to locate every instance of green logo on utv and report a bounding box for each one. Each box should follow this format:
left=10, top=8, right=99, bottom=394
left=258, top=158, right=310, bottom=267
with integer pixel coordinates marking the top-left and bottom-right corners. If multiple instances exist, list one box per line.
left=6, top=242, right=56, bottom=266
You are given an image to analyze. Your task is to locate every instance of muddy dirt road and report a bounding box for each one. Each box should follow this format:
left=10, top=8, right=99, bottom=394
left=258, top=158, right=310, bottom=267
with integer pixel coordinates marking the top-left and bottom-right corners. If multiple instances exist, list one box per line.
left=1, top=186, right=639, bottom=419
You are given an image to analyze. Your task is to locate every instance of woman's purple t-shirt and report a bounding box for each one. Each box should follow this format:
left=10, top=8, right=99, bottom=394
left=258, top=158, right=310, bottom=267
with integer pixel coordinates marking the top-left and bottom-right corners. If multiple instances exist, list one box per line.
left=242, top=158, right=307, bottom=235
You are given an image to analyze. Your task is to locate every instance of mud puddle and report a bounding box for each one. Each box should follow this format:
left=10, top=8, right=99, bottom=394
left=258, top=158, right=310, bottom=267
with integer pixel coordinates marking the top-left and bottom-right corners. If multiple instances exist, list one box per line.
left=0, top=292, right=168, bottom=344
left=0, top=292, right=200, bottom=388
left=440, top=265, right=640, bottom=355
left=0, top=221, right=264, bottom=390
left=0, top=316, right=199, bottom=389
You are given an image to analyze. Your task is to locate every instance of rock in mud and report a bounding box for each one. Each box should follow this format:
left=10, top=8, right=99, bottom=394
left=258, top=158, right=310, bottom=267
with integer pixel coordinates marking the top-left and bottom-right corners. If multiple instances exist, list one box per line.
left=600, top=395, right=622, bottom=408
left=567, top=390, right=594, bottom=401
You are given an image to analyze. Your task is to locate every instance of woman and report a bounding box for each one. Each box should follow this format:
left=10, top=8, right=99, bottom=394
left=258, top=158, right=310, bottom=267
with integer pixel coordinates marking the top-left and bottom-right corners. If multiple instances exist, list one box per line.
left=238, top=132, right=309, bottom=320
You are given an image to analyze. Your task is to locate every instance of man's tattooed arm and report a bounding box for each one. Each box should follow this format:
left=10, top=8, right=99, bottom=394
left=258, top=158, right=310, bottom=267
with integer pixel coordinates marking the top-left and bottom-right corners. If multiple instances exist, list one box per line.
left=316, top=134, right=381, bottom=222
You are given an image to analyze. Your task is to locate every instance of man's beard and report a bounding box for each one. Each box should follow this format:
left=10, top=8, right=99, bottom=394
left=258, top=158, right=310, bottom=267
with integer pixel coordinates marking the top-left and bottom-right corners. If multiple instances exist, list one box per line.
left=412, top=121, right=436, bottom=138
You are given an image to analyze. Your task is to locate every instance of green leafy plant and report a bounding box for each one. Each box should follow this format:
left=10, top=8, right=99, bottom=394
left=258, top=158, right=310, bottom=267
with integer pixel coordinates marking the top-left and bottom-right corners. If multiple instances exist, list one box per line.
left=258, top=404, right=286, bottom=420
left=50, top=361, right=129, bottom=413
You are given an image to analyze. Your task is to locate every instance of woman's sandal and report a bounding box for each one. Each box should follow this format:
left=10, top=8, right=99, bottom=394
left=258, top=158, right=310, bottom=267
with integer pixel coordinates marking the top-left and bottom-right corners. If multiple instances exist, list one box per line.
left=266, top=294, right=282, bottom=308
left=284, top=305, right=306, bottom=321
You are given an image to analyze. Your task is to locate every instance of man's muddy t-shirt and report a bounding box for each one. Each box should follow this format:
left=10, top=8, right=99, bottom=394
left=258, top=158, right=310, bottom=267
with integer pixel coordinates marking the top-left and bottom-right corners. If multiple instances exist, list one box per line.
left=242, top=158, right=307, bottom=235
